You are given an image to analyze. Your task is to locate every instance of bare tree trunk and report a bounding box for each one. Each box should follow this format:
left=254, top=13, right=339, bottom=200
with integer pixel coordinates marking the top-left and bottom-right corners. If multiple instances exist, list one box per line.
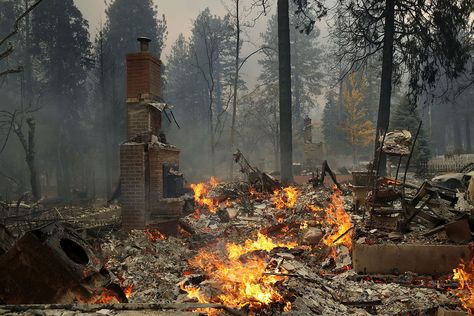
left=229, top=0, right=241, bottom=180
left=375, top=0, right=395, bottom=176
left=13, top=118, right=41, bottom=200
left=26, top=118, right=40, bottom=200
left=278, top=0, right=293, bottom=184
left=209, top=86, right=216, bottom=175
left=23, top=0, right=33, bottom=109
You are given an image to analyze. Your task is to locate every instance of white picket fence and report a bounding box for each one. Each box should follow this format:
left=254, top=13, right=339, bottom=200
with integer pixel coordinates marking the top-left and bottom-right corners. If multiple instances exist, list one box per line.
left=427, top=154, right=474, bottom=173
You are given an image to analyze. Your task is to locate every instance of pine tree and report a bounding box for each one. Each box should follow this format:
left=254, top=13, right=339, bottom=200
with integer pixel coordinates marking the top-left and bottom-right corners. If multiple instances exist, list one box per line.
left=165, top=9, right=236, bottom=176
left=390, top=95, right=431, bottom=174
left=31, top=0, right=91, bottom=199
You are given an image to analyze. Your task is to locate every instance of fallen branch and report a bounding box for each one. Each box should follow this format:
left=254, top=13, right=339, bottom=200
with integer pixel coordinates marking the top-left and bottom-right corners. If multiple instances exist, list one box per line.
left=0, top=67, right=23, bottom=77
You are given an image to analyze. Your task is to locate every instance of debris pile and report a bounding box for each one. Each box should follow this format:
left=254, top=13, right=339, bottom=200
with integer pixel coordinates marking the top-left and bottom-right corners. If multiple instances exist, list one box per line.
left=0, top=172, right=472, bottom=315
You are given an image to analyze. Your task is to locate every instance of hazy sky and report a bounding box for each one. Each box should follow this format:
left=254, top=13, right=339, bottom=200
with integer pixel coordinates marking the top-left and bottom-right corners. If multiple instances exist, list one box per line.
left=75, top=0, right=273, bottom=86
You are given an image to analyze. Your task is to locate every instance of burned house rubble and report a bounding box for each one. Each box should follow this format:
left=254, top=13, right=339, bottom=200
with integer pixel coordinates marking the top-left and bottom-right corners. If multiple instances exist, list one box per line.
left=1, top=150, right=474, bottom=315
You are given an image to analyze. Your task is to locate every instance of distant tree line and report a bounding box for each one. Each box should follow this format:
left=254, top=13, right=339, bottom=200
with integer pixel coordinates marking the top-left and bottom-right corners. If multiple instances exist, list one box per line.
left=1, top=0, right=474, bottom=200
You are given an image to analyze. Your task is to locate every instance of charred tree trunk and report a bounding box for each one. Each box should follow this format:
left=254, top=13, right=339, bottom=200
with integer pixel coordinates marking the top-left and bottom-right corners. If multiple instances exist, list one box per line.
left=229, top=0, right=240, bottom=180
left=23, top=0, right=33, bottom=109
left=26, top=118, right=41, bottom=200
left=375, top=0, right=395, bottom=176
left=209, top=86, right=216, bottom=176
left=13, top=118, right=41, bottom=201
left=278, top=0, right=293, bottom=183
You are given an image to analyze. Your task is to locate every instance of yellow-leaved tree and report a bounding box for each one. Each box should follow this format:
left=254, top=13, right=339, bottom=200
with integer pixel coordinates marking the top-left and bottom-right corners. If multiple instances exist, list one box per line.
left=342, top=72, right=375, bottom=165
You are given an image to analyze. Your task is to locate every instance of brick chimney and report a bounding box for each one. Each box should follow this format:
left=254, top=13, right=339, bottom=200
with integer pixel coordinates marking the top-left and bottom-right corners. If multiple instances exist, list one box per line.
left=126, top=38, right=162, bottom=139
left=126, top=37, right=162, bottom=101
left=120, top=37, right=184, bottom=232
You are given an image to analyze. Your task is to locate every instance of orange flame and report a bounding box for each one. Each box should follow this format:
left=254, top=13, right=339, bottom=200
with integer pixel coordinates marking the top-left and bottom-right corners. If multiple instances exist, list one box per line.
left=321, top=187, right=353, bottom=250
left=180, top=233, right=295, bottom=311
left=92, top=289, right=119, bottom=304
left=191, top=177, right=220, bottom=213
left=453, top=257, right=474, bottom=314
left=124, top=285, right=134, bottom=299
left=92, top=284, right=133, bottom=304
left=307, top=204, right=322, bottom=212
left=273, top=186, right=299, bottom=209
left=144, top=230, right=166, bottom=242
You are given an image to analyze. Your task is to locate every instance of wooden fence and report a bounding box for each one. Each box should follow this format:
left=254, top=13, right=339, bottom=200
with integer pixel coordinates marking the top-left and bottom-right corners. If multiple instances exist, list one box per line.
left=427, top=154, right=474, bottom=173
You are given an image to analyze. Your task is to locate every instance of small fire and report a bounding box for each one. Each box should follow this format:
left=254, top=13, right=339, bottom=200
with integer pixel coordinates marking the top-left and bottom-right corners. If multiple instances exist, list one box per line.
left=321, top=187, right=353, bottom=250
left=144, top=230, right=166, bottom=242
left=381, top=177, right=401, bottom=185
left=307, top=204, right=322, bottom=212
left=453, top=257, right=474, bottom=314
left=92, top=284, right=133, bottom=304
left=124, top=285, right=134, bottom=299
left=300, top=221, right=309, bottom=230
left=191, top=177, right=220, bottom=213
left=180, top=233, right=295, bottom=312
left=226, top=232, right=297, bottom=260
left=93, top=289, right=119, bottom=304
left=273, top=186, right=299, bottom=209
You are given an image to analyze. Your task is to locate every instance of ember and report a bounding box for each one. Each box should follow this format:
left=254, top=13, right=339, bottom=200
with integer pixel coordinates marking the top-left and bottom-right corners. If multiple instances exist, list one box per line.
left=180, top=233, right=295, bottom=312
left=92, top=285, right=133, bottom=304
left=273, top=186, right=299, bottom=209
left=92, top=289, right=119, bottom=304
left=191, top=177, right=220, bottom=213
left=144, top=230, right=166, bottom=242
left=124, top=285, right=134, bottom=299
left=453, top=257, right=474, bottom=314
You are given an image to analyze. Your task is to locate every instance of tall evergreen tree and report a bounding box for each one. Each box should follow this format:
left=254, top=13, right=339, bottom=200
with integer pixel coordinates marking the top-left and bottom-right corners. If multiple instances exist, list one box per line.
left=31, top=0, right=91, bottom=199
left=322, top=89, right=344, bottom=152
left=165, top=9, right=236, bottom=177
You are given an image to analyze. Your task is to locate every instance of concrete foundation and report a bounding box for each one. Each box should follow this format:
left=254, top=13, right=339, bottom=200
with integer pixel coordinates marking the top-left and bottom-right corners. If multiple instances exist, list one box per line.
left=352, top=241, right=472, bottom=275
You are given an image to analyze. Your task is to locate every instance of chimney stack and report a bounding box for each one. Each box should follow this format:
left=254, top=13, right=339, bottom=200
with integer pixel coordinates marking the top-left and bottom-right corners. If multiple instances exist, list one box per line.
left=126, top=37, right=161, bottom=100
left=138, top=37, right=151, bottom=52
